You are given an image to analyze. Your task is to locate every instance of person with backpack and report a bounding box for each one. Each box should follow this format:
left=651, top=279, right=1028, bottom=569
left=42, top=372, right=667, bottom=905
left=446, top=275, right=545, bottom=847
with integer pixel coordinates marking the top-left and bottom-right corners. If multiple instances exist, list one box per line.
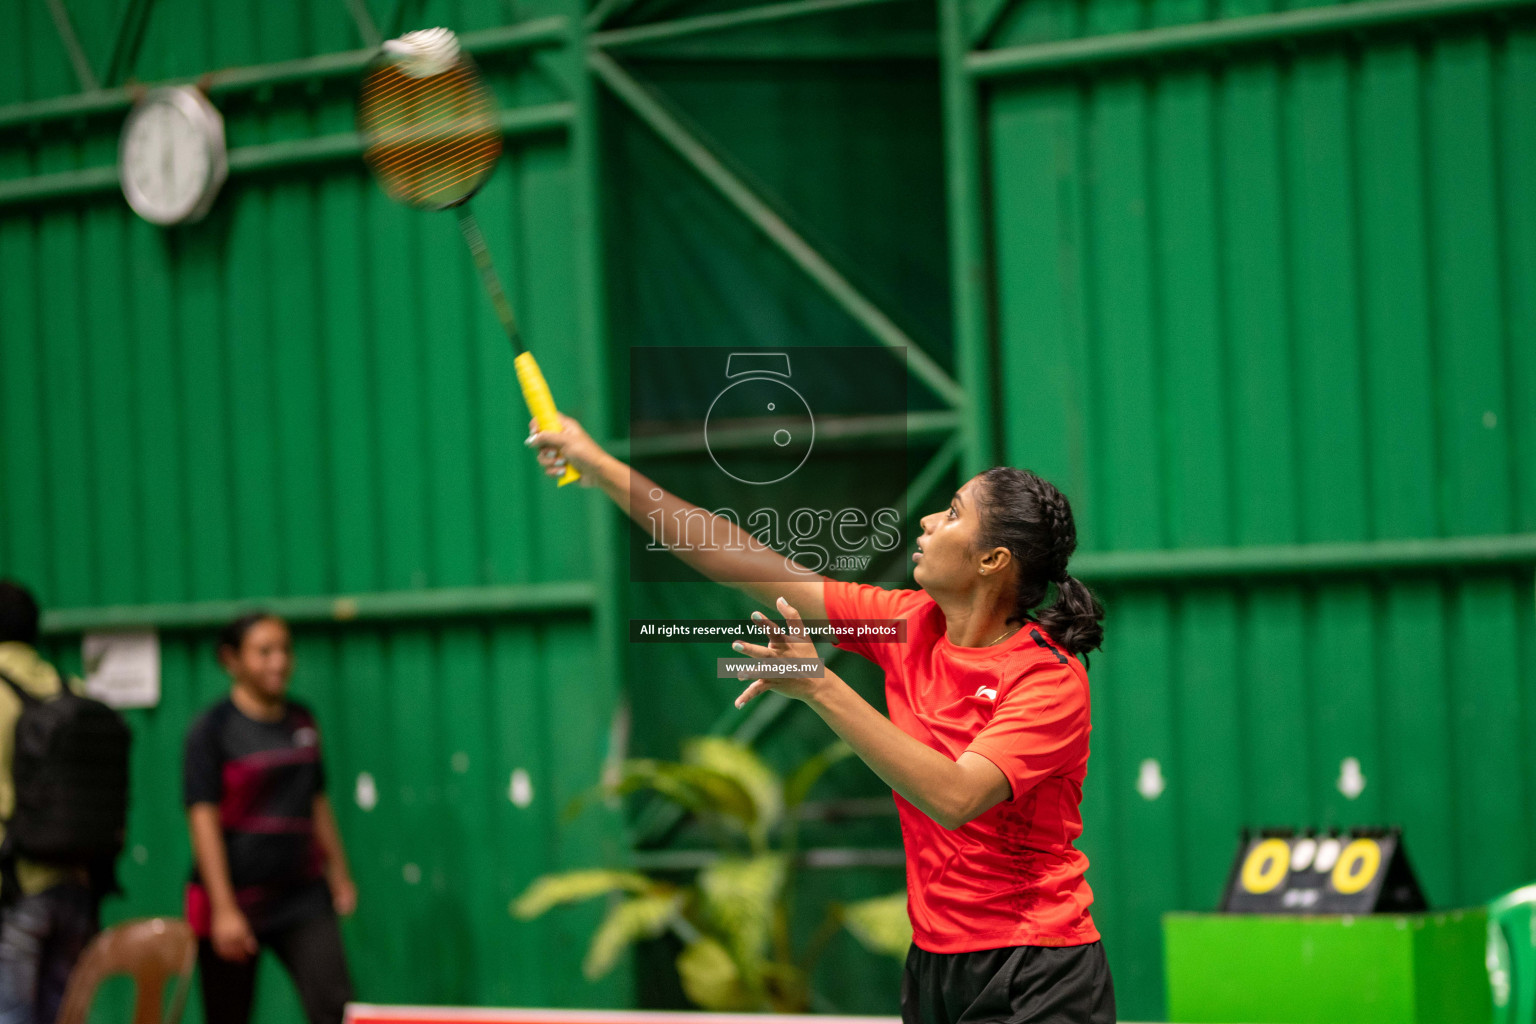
left=0, top=580, right=130, bottom=1024
left=183, top=612, right=355, bottom=1024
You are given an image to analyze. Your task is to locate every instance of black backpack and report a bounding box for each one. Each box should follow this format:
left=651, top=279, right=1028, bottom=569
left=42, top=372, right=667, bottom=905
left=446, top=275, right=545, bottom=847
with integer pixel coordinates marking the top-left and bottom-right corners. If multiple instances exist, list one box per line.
left=0, top=671, right=130, bottom=864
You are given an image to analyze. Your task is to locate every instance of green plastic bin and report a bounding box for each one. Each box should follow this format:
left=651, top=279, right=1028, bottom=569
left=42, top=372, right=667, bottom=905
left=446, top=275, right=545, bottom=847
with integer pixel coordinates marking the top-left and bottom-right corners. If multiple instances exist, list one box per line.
left=1488, top=884, right=1536, bottom=1024
left=1164, top=910, right=1491, bottom=1024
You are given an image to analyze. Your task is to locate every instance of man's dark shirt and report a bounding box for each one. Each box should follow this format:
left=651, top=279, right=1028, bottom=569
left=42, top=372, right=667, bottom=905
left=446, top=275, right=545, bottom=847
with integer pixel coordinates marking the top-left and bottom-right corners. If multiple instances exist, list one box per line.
left=183, top=698, right=330, bottom=936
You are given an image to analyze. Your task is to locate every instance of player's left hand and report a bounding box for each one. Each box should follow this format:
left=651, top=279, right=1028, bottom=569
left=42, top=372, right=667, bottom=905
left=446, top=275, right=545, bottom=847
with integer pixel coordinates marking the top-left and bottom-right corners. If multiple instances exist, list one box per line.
left=730, top=597, right=828, bottom=708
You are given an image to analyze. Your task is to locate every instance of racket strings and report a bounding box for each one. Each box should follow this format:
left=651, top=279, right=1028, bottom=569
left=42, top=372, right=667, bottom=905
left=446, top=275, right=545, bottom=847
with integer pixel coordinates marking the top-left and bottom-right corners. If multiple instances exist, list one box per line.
left=375, top=133, right=497, bottom=200
left=362, top=70, right=488, bottom=146
left=364, top=114, right=496, bottom=197
left=359, top=60, right=501, bottom=209
left=361, top=63, right=488, bottom=130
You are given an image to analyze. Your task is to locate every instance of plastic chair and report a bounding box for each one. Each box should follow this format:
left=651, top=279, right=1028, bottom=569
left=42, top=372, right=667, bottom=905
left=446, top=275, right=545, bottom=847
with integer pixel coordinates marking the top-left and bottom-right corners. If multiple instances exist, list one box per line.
left=56, top=918, right=196, bottom=1024
left=1489, top=884, right=1536, bottom=1024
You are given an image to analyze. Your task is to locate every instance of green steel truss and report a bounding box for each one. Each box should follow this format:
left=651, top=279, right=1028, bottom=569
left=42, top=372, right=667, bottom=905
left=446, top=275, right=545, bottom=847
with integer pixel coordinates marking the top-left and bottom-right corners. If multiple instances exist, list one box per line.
left=4, top=0, right=1530, bottom=639
left=5, top=4, right=1536, bottom=1015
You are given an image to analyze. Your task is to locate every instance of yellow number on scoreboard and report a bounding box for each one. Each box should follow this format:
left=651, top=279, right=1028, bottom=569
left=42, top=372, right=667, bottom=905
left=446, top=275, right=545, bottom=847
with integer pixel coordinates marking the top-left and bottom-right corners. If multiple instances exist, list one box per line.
left=1240, top=838, right=1291, bottom=894
left=1331, top=838, right=1382, bottom=895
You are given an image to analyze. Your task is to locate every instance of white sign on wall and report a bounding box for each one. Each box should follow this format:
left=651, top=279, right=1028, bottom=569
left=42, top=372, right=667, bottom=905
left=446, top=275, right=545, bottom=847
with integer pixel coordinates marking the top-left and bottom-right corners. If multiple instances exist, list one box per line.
left=82, top=631, right=161, bottom=709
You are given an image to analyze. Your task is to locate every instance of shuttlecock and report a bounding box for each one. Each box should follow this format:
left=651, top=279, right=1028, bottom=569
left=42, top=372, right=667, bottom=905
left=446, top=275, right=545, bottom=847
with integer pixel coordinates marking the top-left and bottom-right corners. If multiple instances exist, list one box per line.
left=382, top=27, right=461, bottom=78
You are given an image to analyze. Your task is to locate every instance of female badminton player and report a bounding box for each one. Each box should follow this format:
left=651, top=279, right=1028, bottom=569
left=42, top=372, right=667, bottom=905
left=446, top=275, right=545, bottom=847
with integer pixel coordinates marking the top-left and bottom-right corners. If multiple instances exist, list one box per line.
left=183, top=613, right=356, bottom=1024
left=527, top=418, right=1114, bottom=1024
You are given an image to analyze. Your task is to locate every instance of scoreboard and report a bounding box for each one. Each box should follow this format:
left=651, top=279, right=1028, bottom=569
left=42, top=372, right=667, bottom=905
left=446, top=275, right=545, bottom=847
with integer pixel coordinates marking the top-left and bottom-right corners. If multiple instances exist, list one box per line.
left=1220, top=828, right=1427, bottom=914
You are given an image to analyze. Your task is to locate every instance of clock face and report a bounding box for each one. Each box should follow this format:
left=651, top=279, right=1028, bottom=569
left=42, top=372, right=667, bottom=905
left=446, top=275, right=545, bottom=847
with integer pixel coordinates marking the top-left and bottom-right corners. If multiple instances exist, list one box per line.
left=705, top=376, right=816, bottom=485
left=119, top=88, right=227, bottom=226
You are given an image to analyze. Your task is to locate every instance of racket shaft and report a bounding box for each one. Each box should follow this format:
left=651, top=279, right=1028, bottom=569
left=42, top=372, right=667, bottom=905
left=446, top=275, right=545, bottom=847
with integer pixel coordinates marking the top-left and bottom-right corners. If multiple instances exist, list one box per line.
left=454, top=207, right=578, bottom=487
left=456, top=207, right=523, bottom=353
left=516, top=352, right=580, bottom=487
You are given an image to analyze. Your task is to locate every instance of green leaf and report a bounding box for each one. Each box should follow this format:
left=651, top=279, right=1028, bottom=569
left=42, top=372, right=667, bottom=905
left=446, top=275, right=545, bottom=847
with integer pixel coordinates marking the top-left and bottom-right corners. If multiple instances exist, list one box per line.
left=511, top=870, right=657, bottom=919
left=676, top=937, right=755, bottom=1011
left=608, top=759, right=760, bottom=827
left=841, top=891, right=913, bottom=959
left=783, top=739, right=854, bottom=810
left=697, top=853, right=787, bottom=969
left=584, top=892, right=680, bottom=979
left=683, top=737, right=784, bottom=842
left=659, top=763, right=761, bottom=825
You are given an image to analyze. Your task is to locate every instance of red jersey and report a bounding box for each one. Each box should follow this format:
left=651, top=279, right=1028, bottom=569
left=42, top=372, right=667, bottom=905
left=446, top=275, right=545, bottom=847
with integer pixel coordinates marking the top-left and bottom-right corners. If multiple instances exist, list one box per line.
left=824, top=580, right=1099, bottom=952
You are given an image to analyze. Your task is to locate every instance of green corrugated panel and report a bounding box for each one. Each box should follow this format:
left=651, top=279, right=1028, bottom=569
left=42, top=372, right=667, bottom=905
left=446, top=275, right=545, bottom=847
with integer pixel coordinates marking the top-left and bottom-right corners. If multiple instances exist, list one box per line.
left=1289, top=49, right=1369, bottom=544
left=991, top=0, right=1078, bottom=49
left=2, top=145, right=598, bottom=599
left=320, top=179, right=383, bottom=595
left=22, top=0, right=73, bottom=100
left=1222, top=57, right=1297, bottom=546
left=128, top=214, right=188, bottom=600
left=1285, top=54, right=1379, bottom=849
left=84, top=204, right=138, bottom=605
left=0, top=3, right=24, bottom=105
left=40, top=209, right=95, bottom=607
left=1171, top=591, right=1243, bottom=910
left=975, top=8, right=1536, bottom=1018
left=1090, top=593, right=1179, bottom=1009
left=1243, top=587, right=1309, bottom=823
left=0, top=0, right=625, bottom=1016
left=268, top=174, right=329, bottom=597
left=1310, top=585, right=1380, bottom=828
left=0, top=216, right=46, bottom=580
left=1086, top=76, right=1162, bottom=551
left=988, top=80, right=1087, bottom=493
left=1451, top=578, right=1530, bottom=888
left=1430, top=35, right=1510, bottom=538
left=1511, top=32, right=1536, bottom=532
left=1359, top=40, right=1438, bottom=542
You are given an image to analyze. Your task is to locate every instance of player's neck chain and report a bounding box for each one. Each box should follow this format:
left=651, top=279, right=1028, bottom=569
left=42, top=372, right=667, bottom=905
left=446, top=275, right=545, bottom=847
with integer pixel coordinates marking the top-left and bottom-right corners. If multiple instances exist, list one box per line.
left=985, top=624, right=1022, bottom=647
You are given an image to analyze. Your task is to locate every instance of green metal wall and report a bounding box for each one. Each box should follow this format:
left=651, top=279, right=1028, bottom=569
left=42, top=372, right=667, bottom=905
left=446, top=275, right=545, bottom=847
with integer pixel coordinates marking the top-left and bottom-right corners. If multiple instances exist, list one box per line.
left=596, top=7, right=951, bottom=1012
left=949, top=0, right=1536, bottom=1016
left=3, top=0, right=1536, bottom=1020
left=0, top=0, right=630, bottom=1019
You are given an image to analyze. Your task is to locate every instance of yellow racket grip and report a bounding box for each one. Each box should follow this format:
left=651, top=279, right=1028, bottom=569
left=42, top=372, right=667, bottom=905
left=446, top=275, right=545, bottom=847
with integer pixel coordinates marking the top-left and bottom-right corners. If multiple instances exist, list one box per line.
left=514, top=352, right=580, bottom=487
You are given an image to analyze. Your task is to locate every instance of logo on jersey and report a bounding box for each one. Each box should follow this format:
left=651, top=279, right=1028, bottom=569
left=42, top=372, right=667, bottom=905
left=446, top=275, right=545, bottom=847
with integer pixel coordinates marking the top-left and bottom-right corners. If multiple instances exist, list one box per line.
left=974, top=685, right=997, bottom=701
left=293, top=727, right=319, bottom=749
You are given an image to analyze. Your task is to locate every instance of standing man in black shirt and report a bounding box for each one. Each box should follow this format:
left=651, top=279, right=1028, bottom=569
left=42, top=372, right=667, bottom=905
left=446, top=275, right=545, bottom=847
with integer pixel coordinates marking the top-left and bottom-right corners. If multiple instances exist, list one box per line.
left=184, top=613, right=355, bottom=1024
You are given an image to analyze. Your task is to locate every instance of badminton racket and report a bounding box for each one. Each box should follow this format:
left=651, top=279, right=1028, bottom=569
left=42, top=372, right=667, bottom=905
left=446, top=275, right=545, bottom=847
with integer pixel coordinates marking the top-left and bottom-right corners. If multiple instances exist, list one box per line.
left=358, top=27, right=579, bottom=486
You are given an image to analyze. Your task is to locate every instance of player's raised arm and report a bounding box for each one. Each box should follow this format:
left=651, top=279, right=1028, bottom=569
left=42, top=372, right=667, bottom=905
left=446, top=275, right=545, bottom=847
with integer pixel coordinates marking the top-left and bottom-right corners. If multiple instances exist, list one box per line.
left=526, top=415, right=829, bottom=619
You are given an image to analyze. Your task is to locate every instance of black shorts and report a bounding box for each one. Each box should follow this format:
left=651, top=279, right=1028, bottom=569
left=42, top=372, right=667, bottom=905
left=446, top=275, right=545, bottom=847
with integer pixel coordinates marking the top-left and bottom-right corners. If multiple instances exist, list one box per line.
left=901, top=941, right=1116, bottom=1024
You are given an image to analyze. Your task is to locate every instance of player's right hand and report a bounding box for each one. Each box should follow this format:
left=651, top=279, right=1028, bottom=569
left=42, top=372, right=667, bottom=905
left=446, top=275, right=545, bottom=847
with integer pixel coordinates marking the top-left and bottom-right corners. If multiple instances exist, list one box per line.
left=527, top=415, right=608, bottom=483
left=211, top=905, right=259, bottom=962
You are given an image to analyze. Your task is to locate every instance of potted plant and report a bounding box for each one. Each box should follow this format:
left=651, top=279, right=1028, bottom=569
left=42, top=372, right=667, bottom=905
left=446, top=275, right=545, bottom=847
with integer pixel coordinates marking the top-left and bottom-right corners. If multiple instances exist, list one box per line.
left=512, top=736, right=910, bottom=1011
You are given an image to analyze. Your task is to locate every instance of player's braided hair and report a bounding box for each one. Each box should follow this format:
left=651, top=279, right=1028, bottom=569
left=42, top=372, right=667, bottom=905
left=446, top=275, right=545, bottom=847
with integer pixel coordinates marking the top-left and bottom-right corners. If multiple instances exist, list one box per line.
left=975, top=468, right=1104, bottom=658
